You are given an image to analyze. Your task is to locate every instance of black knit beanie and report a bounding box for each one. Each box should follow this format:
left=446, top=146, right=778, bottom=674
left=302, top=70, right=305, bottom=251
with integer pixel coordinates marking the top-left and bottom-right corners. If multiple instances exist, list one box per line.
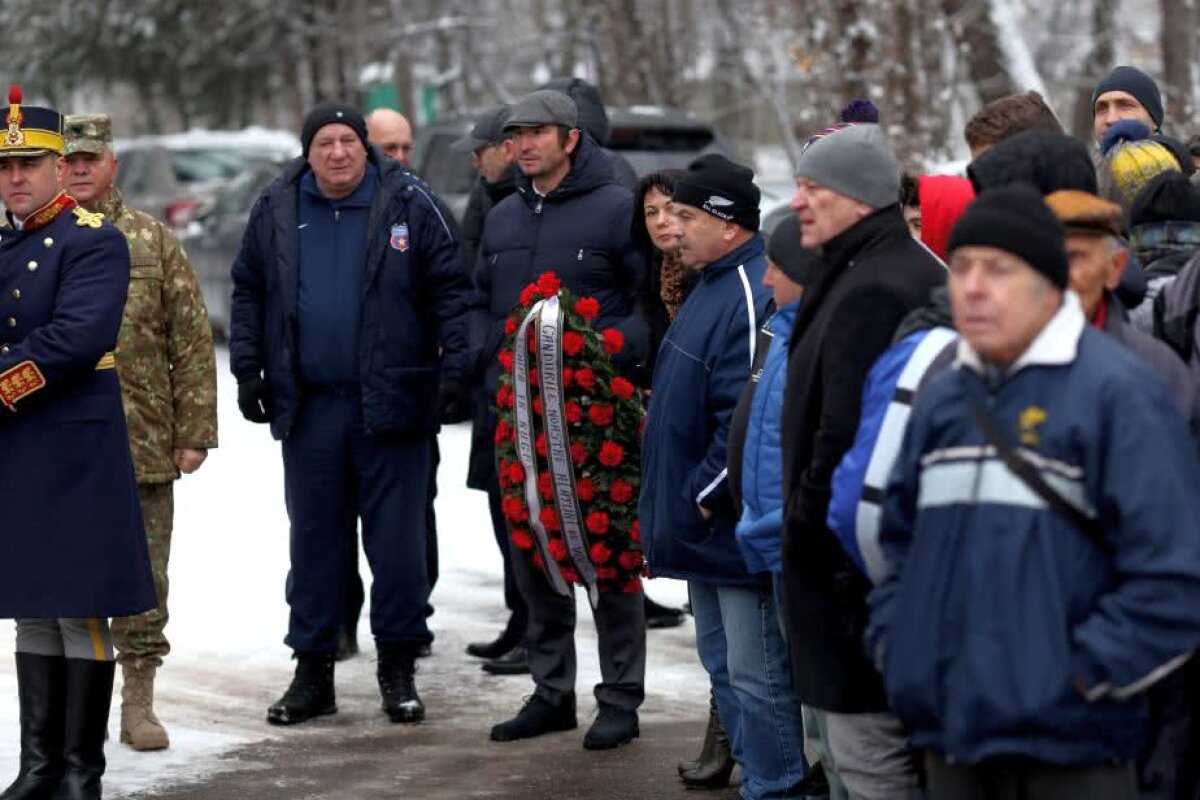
left=767, top=215, right=823, bottom=285
left=1130, top=171, right=1200, bottom=228
left=301, top=101, right=369, bottom=157
left=672, top=154, right=761, bottom=231
left=947, top=184, right=1069, bottom=288
left=1093, top=66, right=1164, bottom=130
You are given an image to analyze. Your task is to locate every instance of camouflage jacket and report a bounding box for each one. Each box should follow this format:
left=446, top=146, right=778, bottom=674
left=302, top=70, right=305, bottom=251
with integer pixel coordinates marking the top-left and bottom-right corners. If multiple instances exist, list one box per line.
left=96, top=187, right=218, bottom=483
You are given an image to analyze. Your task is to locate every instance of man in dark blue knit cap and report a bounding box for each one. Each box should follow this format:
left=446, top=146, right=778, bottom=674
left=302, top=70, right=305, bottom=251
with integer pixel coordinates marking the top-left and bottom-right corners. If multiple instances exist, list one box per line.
left=1093, top=65, right=1164, bottom=144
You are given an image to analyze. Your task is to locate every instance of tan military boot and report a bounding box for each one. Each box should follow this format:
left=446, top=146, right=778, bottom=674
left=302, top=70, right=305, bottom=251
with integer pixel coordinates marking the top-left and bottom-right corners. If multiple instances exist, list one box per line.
left=120, top=663, right=170, bottom=751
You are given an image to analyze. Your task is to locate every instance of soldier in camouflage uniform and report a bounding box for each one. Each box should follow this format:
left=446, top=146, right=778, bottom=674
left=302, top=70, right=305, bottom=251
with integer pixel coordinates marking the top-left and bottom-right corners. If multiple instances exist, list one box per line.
left=62, top=114, right=218, bottom=752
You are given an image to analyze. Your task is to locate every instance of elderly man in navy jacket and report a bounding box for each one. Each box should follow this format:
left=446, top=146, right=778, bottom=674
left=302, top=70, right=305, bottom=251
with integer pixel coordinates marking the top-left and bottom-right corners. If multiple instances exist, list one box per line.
left=868, top=186, right=1200, bottom=799
left=229, top=101, right=470, bottom=727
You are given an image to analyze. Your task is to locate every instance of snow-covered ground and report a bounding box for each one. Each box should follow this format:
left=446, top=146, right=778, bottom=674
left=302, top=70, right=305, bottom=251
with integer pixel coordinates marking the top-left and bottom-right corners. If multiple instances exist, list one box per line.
left=0, top=349, right=704, bottom=797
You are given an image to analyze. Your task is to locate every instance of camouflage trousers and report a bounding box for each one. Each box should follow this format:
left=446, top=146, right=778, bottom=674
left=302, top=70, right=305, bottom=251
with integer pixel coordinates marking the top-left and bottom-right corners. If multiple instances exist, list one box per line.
left=113, top=481, right=174, bottom=668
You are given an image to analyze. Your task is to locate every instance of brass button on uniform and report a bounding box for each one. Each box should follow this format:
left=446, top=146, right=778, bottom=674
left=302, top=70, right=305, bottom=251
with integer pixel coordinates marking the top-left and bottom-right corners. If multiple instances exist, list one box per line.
left=27, top=261, right=38, bottom=272
left=1, top=345, right=9, bottom=353
left=43, top=237, right=53, bottom=247
left=6, top=317, right=16, bottom=328
left=11, top=289, right=20, bottom=300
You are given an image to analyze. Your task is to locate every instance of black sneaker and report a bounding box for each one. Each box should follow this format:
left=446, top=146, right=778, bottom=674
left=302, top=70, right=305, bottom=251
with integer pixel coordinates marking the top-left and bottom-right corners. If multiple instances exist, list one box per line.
left=583, top=703, right=639, bottom=750
left=377, top=643, right=424, bottom=723
left=267, top=653, right=336, bottom=726
left=490, top=695, right=577, bottom=742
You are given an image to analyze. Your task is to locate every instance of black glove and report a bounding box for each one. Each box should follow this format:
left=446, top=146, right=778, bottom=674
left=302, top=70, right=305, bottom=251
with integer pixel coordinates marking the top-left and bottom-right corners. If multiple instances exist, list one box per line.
left=237, top=375, right=273, bottom=424
left=437, top=378, right=471, bottom=425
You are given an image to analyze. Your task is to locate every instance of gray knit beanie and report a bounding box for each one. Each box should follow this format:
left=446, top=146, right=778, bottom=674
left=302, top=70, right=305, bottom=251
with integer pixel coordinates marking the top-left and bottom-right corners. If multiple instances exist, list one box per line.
left=794, top=124, right=900, bottom=209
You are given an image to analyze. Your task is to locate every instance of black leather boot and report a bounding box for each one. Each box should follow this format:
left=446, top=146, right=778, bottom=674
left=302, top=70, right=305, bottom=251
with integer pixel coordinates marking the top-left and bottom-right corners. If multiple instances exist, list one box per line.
left=1, top=653, right=67, bottom=800
left=678, top=689, right=734, bottom=788
left=266, top=653, right=336, bottom=726
left=644, top=596, right=686, bottom=629
left=377, top=643, right=424, bottom=723
left=490, top=694, right=576, bottom=742
left=52, top=658, right=115, bottom=800
left=465, top=612, right=525, bottom=660
left=481, top=645, right=530, bottom=676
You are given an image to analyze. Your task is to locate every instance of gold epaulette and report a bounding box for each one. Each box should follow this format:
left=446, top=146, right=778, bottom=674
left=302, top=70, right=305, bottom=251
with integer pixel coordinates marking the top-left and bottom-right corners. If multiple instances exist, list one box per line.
left=72, top=207, right=105, bottom=228
left=95, top=352, right=115, bottom=370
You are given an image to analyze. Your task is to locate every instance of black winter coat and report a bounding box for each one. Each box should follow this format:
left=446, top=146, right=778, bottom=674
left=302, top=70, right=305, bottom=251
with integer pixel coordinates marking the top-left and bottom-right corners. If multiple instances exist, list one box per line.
left=229, top=150, right=471, bottom=441
left=465, top=134, right=647, bottom=489
left=779, top=206, right=945, bottom=713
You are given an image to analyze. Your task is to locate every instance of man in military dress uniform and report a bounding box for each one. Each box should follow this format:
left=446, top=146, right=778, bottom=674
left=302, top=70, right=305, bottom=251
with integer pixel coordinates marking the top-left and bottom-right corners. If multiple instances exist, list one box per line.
left=0, top=87, right=155, bottom=799
left=62, top=114, right=218, bottom=753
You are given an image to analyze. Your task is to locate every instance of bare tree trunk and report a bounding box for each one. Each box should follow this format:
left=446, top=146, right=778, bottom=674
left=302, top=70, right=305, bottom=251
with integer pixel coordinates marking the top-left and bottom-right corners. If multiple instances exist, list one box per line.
left=942, top=0, right=1016, bottom=103
left=1070, top=0, right=1113, bottom=140
left=1160, top=0, right=1194, bottom=125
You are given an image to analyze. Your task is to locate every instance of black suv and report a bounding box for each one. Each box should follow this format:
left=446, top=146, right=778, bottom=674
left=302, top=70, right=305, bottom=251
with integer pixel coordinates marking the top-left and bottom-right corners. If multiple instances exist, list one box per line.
left=411, top=106, right=729, bottom=222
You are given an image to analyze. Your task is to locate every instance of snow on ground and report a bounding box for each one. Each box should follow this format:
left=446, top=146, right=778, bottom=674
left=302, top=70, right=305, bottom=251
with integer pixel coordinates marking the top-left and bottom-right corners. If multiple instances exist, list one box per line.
left=0, top=349, right=706, bottom=796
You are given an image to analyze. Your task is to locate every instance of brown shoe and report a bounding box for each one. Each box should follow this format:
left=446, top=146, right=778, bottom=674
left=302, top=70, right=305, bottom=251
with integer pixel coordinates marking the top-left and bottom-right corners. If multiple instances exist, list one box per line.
left=120, top=664, right=170, bottom=751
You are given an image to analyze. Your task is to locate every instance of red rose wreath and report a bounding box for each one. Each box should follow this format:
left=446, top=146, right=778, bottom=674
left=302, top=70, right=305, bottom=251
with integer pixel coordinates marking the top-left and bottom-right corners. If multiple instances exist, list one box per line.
left=494, top=271, right=645, bottom=604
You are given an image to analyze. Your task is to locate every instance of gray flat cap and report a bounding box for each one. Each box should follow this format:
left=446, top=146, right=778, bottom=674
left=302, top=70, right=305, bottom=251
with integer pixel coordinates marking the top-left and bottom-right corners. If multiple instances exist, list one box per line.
left=451, top=105, right=513, bottom=153
left=503, top=90, right=578, bottom=131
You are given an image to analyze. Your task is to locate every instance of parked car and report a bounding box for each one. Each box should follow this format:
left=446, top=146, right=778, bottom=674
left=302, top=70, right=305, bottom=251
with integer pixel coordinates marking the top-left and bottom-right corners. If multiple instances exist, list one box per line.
left=410, top=105, right=730, bottom=223
left=180, top=159, right=286, bottom=341
left=116, top=127, right=299, bottom=230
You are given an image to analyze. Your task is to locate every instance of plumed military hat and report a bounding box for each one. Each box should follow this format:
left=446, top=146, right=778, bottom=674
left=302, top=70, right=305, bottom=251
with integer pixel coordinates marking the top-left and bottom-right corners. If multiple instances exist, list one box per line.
left=0, top=86, right=64, bottom=158
left=63, top=114, right=113, bottom=156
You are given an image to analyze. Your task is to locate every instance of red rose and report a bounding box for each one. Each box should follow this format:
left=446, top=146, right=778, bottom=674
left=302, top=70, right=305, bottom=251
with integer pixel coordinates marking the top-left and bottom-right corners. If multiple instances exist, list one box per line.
left=562, top=368, right=574, bottom=387
left=507, top=461, right=525, bottom=485
left=536, top=272, right=561, bottom=298
left=496, top=384, right=514, bottom=409
left=502, top=496, right=528, bottom=523
left=570, top=442, right=588, bottom=466
left=598, top=441, right=625, bottom=467
left=619, top=551, right=644, bottom=571
left=540, top=507, right=561, bottom=532
left=538, top=471, right=554, bottom=500
left=595, top=566, right=618, bottom=581
left=519, top=284, right=538, bottom=307
left=533, top=396, right=543, bottom=415
left=576, top=477, right=596, bottom=501
left=609, top=479, right=634, bottom=504
left=561, top=567, right=580, bottom=584
left=536, top=433, right=547, bottom=457
left=590, top=541, right=613, bottom=564
left=621, top=577, right=642, bottom=594
left=575, top=368, right=596, bottom=390
left=602, top=328, right=624, bottom=355
left=562, top=331, right=585, bottom=357
left=610, top=376, right=635, bottom=401
left=574, top=297, right=601, bottom=322
left=565, top=401, right=583, bottom=424
left=529, top=368, right=540, bottom=387
left=630, top=519, right=641, bottom=542
left=548, top=537, right=568, bottom=562
left=504, top=317, right=519, bottom=336
left=511, top=529, right=534, bottom=550
left=586, top=511, right=610, bottom=536
left=587, top=403, right=614, bottom=427
left=494, top=419, right=512, bottom=444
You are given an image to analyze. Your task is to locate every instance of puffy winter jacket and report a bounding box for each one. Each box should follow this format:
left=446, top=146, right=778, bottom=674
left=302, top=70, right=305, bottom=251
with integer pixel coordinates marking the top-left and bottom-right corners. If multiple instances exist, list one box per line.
left=640, top=236, right=772, bottom=585
left=867, top=296, right=1200, bottom=766
left=229, top=150, right=470, bottom=441
left=731, top=302, right=797, bottom=575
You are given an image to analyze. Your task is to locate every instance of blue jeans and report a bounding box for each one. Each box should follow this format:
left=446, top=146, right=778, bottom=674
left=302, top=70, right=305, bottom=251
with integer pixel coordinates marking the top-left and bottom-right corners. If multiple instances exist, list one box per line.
left=691, top=581, right=808, bottom=799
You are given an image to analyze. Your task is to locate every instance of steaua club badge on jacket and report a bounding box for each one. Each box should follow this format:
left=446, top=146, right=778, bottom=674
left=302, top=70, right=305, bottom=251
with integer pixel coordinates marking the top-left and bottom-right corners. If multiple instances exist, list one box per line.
left=390, top=222, right=409, bottom=253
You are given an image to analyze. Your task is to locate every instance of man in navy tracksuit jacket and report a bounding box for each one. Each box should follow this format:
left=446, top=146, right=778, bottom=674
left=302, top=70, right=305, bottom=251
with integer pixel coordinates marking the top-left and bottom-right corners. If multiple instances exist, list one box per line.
left=229, top=101, right=470, bottom=728
left=868, top=186, right=1200, bottom=799
left=640, top=155, right=794, bottom=800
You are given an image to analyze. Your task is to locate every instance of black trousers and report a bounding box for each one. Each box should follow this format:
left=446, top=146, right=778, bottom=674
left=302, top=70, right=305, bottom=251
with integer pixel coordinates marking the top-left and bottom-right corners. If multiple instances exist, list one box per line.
left=925, top=751, right=1138, bottom=800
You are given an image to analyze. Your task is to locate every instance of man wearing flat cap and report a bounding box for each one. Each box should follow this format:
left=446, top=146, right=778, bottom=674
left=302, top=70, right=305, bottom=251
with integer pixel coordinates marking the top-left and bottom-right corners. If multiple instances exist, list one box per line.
left=60, top=112, right=218, bottom=753
left=0, top=86, right=155, bottom=799
left=229, top=99, right=471, bottom=728
left=477, top=89, right=648, bottom=749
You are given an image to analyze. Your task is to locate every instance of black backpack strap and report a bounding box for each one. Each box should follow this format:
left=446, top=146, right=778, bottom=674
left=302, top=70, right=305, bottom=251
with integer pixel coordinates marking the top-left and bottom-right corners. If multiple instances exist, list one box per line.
left=966, top=388, right=1112, bottom=557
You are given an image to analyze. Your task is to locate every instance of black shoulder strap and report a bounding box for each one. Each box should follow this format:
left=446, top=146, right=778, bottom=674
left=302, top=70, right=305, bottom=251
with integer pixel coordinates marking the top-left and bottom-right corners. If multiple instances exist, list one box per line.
left=966, top=389, right=1112, bottom=557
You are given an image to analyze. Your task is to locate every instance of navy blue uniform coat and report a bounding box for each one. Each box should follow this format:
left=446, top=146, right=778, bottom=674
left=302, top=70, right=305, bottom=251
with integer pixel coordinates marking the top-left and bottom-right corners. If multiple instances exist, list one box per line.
left=0, top=203, right=155, bottom=618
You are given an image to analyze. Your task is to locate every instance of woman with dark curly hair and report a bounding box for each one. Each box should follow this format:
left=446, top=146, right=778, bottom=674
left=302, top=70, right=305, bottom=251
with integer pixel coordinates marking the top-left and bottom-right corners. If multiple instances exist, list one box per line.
left=631, top=169, right=694, bottom=390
